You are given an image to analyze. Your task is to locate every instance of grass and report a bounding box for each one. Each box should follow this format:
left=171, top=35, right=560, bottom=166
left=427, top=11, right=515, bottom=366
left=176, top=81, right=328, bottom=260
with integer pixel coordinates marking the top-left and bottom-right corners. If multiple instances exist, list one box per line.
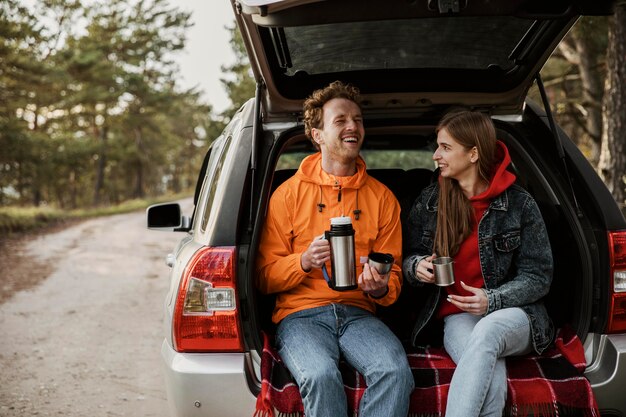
left=0, top=193, right=192, bottom=236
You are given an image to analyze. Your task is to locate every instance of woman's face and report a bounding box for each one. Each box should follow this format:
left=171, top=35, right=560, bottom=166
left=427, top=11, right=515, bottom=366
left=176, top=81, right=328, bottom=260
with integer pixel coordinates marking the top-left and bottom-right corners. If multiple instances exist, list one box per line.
left=433, top=127, right=477, bottom=181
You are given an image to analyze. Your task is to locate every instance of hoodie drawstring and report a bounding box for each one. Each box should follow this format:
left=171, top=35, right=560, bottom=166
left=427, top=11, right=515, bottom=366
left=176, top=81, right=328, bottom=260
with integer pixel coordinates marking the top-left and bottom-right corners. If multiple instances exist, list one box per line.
left=353, top=189, right=361, bottom=220
left=317, top=185, right=326, bottom=212
left=317, top=185, right=361, bottom=220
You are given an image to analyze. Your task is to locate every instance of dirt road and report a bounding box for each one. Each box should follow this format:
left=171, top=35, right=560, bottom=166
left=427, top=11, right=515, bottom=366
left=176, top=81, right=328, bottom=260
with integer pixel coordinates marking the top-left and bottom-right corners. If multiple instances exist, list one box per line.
left=0, top=200, right=192, bottom=417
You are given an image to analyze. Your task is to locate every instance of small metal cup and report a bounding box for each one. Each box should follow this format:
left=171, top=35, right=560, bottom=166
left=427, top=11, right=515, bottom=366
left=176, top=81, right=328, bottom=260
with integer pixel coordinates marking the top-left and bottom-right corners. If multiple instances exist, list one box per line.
left=433, top=257, right=455, bottom=286
left=368, top=252, right=394, bottom=275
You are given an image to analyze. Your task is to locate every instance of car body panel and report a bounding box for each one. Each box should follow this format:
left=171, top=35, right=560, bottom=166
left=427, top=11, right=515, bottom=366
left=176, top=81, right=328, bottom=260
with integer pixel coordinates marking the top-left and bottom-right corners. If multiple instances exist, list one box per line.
left=233, top=0, right=614, bottom=120
left=161, top=341, right=258, bottom=416
left=585, top=334, right=626, bottom=412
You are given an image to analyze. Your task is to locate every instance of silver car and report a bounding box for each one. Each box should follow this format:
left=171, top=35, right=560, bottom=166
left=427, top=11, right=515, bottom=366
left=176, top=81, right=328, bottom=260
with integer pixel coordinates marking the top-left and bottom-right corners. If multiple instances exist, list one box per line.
left=148, top=0, right=626, bottom=415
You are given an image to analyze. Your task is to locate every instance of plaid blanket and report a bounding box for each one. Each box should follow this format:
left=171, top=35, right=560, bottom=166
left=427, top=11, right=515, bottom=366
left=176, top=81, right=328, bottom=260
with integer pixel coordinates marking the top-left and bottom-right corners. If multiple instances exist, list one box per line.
left=254, top=327, right=599, bottom=417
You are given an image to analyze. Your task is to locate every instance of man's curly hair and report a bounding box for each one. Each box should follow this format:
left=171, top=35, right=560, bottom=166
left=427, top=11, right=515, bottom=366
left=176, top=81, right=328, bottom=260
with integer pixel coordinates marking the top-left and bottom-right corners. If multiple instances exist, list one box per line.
left=303, top=81, right=362, bottom=147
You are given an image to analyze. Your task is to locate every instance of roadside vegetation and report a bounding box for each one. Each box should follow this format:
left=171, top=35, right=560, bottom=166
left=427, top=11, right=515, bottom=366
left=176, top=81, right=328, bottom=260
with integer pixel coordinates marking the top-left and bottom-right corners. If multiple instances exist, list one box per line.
left=0, top=192, right=190, bottom=235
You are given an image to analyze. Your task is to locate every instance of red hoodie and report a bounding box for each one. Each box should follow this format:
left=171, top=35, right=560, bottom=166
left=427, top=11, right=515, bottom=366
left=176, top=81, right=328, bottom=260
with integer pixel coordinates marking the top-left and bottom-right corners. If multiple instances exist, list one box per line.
left=436, top=141, right=516, bottom=319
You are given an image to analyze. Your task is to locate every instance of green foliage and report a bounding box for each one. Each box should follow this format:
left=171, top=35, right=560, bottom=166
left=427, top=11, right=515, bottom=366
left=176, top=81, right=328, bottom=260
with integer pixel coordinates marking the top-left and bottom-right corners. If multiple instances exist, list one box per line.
left=1, top=0, right=220, bottom=209
left=276, top=150, right=436, bottom=171
left=0, top=192, right=190, bottom=235
left=220, top=25, right=256, bottom=120
left=530, top=16, right=609, bottom=162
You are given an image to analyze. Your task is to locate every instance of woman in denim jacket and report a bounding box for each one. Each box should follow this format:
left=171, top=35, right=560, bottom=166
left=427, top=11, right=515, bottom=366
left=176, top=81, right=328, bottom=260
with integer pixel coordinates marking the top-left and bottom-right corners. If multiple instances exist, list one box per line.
left=403, top=110, right=554, bottom=417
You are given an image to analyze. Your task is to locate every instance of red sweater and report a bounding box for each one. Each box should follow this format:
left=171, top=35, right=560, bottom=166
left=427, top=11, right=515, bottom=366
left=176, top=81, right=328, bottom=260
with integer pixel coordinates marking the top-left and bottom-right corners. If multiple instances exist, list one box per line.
left=436, top=141, right=516, bottom=319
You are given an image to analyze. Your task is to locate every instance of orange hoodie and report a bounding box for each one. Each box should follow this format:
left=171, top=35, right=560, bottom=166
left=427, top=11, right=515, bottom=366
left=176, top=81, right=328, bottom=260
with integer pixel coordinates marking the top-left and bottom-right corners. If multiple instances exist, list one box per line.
left=256, top=152, right=403, bottom=324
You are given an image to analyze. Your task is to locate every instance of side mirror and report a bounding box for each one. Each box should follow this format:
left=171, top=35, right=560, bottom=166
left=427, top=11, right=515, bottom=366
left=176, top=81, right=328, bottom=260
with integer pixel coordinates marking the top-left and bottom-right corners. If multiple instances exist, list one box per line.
left=146, top=203, right=191, bottom=232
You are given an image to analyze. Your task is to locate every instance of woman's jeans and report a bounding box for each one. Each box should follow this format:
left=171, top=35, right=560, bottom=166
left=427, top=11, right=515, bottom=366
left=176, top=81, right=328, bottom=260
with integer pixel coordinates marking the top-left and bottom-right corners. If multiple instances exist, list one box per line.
left=276, top=304, right=414, bottom=417
left=443, top=308, right=532, bottom=417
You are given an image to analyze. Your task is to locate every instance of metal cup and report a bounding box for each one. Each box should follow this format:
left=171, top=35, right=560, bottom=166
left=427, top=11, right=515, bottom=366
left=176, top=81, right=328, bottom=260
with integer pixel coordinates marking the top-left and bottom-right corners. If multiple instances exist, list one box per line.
left=368, top=252, right=394, bottom=275
left=433, top=256, right=455, bottom=286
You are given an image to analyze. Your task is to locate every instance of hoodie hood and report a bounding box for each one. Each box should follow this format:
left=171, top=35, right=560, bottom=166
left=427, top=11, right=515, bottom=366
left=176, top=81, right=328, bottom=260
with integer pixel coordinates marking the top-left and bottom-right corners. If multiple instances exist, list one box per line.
left=295, top=152, right=368, bottom=189
left=471, top=140, right=516, bottom=202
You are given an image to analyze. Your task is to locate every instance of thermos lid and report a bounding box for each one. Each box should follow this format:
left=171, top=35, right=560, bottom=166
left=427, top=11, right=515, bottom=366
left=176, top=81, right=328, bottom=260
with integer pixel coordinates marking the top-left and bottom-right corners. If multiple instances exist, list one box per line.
left=330, top=216, right=352, bottom=225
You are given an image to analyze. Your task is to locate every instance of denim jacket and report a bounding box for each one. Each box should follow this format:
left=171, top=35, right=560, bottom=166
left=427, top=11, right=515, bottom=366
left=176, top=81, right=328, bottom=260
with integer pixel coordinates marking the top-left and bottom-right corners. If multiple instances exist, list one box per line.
left=402, top=182, right=555, bottom=354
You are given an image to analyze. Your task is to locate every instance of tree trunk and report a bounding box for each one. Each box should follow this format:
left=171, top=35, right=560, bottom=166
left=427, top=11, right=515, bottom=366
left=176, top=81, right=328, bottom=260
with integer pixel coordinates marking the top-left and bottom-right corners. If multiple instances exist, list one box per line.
left=555, top=18, right=607, bottom=163
left=599, top=3, right=626, bottom=213
left=133, top=127, right=145, bottom=199
left=572, top=34, right=604, bottom=163
left=93, top=125, right=108, bottom=206
left=69, top=170, right=77, bottom=209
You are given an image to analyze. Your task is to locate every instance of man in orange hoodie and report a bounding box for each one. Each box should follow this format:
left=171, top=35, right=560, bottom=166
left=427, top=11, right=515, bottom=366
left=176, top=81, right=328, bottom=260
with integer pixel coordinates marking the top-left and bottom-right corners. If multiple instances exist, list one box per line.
left=256, top=81, right=413, bottom=416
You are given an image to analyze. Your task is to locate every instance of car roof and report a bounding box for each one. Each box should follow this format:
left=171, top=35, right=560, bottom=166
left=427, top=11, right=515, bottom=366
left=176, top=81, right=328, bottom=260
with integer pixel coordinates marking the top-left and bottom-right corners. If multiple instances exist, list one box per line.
left=233, top=0, right=615, bottom=121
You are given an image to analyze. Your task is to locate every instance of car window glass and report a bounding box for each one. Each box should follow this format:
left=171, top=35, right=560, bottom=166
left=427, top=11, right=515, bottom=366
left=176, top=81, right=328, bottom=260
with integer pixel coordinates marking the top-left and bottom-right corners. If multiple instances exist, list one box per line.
left=275, top=144, right=436, bottom=170
left=280, top=17, right=533, bottom=74
left=359, top=149, right=436, bottom=170
left=200, top=126, right=237, bottom=232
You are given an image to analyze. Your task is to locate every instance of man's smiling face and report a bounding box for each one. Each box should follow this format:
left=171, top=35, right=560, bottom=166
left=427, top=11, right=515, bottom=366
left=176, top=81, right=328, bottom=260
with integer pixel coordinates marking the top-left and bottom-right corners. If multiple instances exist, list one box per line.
left=312, top=98, right=364, bottom=168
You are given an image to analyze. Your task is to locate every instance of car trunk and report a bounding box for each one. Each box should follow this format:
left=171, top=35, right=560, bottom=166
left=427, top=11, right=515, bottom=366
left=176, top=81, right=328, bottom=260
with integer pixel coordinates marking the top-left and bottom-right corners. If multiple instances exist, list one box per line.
left=233, top=0, right=621, bottom=399
left=233, top=0, right=616, bottom=122
left=243, top=102, right=598, bottom=358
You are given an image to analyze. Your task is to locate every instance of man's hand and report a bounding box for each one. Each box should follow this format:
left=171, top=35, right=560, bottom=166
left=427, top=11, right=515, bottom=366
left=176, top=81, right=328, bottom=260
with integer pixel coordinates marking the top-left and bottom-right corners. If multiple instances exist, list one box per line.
left=300, top=235, right=330, bottom=272
left=359, top=262, right=389, bottom=298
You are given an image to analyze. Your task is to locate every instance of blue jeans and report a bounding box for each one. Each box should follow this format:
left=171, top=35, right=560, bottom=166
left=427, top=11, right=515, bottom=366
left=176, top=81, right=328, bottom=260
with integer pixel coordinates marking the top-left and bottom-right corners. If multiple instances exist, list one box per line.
left=443, top=308, right=532, bottom=417
left=276, top=304, right=414, bottom=417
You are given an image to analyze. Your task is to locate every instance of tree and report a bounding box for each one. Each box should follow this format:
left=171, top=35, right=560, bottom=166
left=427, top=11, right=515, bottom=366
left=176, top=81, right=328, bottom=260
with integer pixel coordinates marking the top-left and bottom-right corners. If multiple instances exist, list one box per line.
left=544, top=17, right=608, bottom=163
left=61, top=0, right=209, bottom=204
left=114, top=0, right=192, bottom=199
left=557, top=16, right=607, bottom=165
left=2, top=0, right=220, bottom=208
left=537, top=11, right=625, bottom=211
left=220, top=25, right=255, bottom=120
left=0, top=0, right=82, bottom=206
left=0, top=0, right=36, bottom=205
left=598, top=1, right=626, bottom=212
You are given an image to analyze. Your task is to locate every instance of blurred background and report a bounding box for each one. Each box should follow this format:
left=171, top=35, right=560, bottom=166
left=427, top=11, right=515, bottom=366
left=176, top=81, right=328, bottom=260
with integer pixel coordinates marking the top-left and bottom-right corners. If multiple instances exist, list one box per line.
left=1, top=0, right=624, bottom=234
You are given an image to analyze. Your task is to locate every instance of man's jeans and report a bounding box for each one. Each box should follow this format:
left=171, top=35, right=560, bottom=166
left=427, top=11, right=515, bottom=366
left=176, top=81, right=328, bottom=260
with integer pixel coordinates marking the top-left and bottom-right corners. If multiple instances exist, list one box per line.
left=276, top=304, right=414, bottom=417
left=443, top=308, right=532, bottom=417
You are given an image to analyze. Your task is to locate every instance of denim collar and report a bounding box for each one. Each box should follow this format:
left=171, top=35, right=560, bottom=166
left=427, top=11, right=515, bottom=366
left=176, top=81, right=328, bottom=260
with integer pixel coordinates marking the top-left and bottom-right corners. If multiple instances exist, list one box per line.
left=425, top=184, right=510, bottom=212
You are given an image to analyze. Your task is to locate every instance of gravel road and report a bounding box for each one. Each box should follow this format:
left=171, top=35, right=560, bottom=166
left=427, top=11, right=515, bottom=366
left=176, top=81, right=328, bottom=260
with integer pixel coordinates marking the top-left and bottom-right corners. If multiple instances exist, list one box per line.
left=0, top=199, right=193, bottom=417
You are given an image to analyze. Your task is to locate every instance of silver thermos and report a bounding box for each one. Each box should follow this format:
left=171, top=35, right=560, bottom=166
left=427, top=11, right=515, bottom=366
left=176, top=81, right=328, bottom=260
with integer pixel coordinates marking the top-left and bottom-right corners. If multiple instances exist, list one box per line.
left=322, top=216, right=357, bottom=291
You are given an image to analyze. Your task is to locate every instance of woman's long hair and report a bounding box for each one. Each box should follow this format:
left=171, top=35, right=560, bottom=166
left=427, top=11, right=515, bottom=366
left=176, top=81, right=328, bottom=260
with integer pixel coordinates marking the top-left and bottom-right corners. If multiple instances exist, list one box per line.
left=434, top=111, right=498, bottom=257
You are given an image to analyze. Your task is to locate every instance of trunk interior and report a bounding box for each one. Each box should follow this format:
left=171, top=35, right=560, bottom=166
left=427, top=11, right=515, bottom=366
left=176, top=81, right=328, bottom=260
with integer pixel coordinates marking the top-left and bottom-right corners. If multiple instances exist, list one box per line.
left=246, top=110, right=592, bottom=355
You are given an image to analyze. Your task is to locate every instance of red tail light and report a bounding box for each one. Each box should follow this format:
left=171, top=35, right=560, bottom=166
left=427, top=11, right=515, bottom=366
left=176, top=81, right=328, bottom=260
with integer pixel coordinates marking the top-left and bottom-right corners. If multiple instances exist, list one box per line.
left=606, top=231, right=626, bottom=333
left=173, top=246, right=244, bottom=352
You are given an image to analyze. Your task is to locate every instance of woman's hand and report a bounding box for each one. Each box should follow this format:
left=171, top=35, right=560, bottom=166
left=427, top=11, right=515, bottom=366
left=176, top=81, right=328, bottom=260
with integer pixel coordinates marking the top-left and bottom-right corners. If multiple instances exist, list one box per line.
left=415, top=254, right=436, bottom=284
left=447, top=281, right=488, bottom=315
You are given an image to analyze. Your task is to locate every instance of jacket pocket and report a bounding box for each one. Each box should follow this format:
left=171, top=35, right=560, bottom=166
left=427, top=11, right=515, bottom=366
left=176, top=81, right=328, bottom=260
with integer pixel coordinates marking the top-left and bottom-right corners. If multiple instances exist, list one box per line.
left=494, top=231, right=521, bottom=253
left=493, top=230, right=521, bottom=279
left=420, top=231, right=434, bottom=253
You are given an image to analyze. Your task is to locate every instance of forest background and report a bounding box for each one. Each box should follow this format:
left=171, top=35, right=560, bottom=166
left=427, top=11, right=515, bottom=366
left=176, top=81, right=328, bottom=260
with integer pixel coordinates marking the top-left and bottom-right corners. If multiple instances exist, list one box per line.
left=1, top=0, right=625, bottom=234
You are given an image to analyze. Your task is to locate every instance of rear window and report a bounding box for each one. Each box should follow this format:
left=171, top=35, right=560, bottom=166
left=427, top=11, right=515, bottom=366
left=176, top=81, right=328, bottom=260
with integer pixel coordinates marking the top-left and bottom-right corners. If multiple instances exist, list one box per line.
left=278, top=17, right=534, bottom=75
left=276, top=135, right=436, bottom=171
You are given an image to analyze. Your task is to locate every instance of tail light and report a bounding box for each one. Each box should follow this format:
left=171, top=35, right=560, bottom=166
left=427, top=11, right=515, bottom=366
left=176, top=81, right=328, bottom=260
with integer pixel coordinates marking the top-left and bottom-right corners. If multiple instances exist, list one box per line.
left=606, top=231, right=626, bottom=333
left=172, top=246, right=244, bottom=352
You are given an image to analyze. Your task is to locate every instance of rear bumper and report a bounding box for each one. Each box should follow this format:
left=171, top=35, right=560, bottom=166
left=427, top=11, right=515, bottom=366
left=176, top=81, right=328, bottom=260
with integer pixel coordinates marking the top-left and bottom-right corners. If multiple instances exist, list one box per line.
left=160, top=334, right=626, bottom=416
left=586, top=333, right=626, bottom=415
left=161, top=340, right=258, bottom=417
